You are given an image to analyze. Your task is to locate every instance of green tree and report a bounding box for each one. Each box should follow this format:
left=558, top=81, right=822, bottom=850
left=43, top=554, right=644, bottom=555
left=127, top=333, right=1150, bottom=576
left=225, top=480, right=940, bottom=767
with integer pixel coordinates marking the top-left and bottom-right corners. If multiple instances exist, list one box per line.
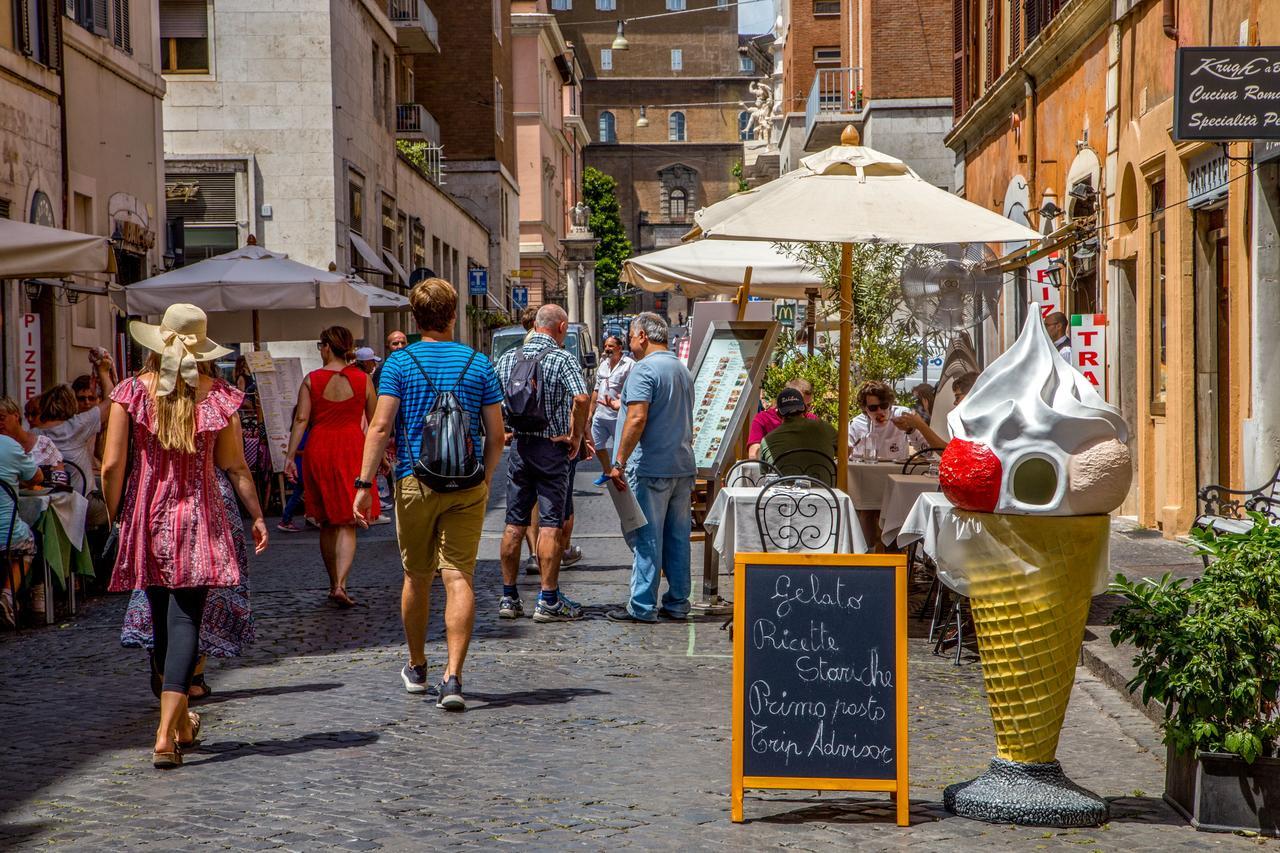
left=582, top=167, right=634, bottom=315
left=776, top=242, right=922, bottom=388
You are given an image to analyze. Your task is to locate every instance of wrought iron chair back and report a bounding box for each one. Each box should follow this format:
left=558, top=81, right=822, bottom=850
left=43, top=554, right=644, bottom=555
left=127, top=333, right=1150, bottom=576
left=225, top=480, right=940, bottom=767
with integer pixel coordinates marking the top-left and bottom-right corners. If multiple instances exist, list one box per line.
left=1196, top=460, right=1280, bottom=526
left=901, top=446, right=946, bottom=475
left=753, top=476, right=842, bottom=553
left=62, top=460, right=89, bottom=496
left=721, top=459, right=779, bottom=489
left=770, top=448, right=836, bottom=486
left=0, top=479, right=17, bottom=556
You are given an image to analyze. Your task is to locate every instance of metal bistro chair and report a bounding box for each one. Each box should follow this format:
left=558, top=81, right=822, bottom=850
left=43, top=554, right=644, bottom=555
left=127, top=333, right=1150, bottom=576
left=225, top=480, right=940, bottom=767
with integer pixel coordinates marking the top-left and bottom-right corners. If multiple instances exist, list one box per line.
left=721, top=458, right=779, bottom=489
left=901, top=446, right=946, bottom=475
left=62, top=460, right=89, bottom=496
left=770, top=448, right=837, bottom=487
left=1193, top=462, right=1280, bottom=564
left=0, top=480, right=22, bottom=629
left=753, top=475, right=842, bottom=554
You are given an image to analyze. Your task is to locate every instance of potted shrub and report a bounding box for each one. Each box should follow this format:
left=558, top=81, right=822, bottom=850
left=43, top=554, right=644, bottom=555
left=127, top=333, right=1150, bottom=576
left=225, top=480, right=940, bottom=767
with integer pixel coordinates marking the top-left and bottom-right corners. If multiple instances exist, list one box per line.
left=1109, top=512, right=1280, bottom=836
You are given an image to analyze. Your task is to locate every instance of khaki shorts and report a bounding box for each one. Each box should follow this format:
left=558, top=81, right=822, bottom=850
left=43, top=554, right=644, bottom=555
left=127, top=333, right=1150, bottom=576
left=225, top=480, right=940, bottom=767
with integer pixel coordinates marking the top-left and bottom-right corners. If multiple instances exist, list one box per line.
left=394, top=475, right=488, bottom=580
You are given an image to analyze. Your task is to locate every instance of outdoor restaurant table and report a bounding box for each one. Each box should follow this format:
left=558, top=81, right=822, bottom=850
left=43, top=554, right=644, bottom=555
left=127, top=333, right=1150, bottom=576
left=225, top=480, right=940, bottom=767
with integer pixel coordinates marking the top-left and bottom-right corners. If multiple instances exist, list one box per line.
left=845, top=460, right=904, bottom=510
left=17, top=488, right=92, bottom=595
left=702, top=485, right=867, bottom=569
left=880, top=473, right=941, bottom=546
left=895, top=491, right=955, bottom=561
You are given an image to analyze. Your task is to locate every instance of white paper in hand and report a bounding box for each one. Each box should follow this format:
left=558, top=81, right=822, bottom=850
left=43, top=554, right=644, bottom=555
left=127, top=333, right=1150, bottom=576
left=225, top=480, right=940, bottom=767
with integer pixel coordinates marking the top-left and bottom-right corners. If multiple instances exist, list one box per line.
left=607, top=479, right=648, bottom=533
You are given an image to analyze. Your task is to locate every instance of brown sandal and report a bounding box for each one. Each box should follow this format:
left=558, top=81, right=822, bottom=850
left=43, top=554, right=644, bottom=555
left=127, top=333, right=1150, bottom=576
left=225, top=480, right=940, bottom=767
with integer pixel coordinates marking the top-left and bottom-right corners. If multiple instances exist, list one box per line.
left=152, top=749, right=182, bottom=768
left=177, top=711, right=202, bottom=751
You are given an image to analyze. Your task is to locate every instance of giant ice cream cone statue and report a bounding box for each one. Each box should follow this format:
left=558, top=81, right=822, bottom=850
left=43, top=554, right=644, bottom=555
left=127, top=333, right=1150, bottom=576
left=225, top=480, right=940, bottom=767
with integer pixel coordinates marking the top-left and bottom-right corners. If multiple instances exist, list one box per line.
left=935, top=307, right=1132, bottom=826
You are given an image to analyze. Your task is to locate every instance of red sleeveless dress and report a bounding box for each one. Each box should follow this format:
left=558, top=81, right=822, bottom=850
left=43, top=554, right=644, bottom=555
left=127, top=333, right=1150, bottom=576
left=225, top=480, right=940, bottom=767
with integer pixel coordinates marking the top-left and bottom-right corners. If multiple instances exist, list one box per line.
left=303, top=366, right=379, bottom=526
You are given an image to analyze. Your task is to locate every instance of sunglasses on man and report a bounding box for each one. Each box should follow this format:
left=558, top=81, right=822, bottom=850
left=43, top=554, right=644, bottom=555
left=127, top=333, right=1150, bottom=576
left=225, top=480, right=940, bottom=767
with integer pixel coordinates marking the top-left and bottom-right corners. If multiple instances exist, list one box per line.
left=863, top=402, right=887, bottom=412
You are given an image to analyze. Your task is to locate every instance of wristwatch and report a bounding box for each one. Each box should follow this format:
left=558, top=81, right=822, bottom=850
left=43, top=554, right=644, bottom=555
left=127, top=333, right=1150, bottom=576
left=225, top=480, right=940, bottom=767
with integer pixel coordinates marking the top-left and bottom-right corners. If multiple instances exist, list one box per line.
left=612, top=459, right=626, bottom=471
left=353, top=478, right=373, bottom=490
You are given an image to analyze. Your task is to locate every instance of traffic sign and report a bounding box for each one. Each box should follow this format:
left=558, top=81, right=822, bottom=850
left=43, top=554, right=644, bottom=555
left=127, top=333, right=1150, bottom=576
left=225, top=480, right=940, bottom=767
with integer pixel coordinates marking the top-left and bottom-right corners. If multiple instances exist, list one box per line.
left=512, top=286, right=528, bottom=310
left=468, top=268, right=488, bottom=296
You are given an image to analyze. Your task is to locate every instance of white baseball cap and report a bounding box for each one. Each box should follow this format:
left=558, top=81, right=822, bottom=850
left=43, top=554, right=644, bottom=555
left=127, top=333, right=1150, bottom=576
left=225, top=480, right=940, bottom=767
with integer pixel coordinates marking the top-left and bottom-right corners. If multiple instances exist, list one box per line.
left=353, top=346, right=381, bottom=362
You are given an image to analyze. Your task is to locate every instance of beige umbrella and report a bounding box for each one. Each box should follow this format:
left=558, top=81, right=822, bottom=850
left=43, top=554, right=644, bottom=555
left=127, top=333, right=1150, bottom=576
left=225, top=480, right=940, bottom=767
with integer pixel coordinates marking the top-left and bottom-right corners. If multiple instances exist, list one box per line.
left=621, top=239, right=823, bottom=299
left=0, top=219, right=116, bottom=278
left=690, top=127, right=1042, bottom=490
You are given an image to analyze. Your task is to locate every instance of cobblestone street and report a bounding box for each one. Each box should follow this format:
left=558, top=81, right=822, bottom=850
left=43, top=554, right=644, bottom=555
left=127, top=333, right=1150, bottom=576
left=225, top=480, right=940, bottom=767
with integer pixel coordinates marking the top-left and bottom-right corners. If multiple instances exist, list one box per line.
left=0, top=468, right=1269, bottom=851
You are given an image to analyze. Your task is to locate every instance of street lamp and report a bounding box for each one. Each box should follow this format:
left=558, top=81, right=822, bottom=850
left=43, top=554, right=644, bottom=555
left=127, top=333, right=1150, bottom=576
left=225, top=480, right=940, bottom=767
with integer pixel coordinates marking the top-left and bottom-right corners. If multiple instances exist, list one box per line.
left=1043, top=256, right=1066, bottom=289
left=636, top=106, right=649, bottom=128
left=611, top=20, right=629, bottom=50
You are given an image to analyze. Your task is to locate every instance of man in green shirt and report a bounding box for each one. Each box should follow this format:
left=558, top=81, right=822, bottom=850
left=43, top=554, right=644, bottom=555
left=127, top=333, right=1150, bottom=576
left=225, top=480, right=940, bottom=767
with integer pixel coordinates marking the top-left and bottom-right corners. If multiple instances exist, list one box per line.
left=759, top=388, right=838, bottom=485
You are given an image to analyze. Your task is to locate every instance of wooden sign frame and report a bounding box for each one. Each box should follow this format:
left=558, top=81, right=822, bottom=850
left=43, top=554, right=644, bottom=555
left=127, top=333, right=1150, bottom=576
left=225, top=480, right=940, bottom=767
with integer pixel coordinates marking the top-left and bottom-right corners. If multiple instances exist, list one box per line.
left=731, top=552, right=909, bottom=826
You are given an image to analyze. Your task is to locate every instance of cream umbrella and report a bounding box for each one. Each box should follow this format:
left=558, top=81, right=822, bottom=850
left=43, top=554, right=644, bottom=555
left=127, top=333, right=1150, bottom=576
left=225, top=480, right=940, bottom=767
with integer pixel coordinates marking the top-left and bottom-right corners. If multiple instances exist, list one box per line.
left=621, top=239, right=823, bottom=299
left=125, top=238, right=373, bottom=344
left=0, top=219, right=116, bottom=278
left=690, top=127, right=1042, bottom=490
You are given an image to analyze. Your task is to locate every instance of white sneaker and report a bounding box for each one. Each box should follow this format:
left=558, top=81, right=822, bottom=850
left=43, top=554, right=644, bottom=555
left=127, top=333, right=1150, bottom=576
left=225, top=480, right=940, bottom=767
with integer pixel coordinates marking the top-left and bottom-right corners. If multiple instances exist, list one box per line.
left=561, top=546, right=583, bottom=567
left=369, top=514, right=392, bottom=526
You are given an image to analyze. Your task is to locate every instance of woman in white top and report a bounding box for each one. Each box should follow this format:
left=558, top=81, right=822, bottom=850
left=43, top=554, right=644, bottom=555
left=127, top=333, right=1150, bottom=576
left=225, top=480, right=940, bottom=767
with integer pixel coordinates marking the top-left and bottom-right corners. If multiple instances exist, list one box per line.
left=33, top=355, right=115, bottom=494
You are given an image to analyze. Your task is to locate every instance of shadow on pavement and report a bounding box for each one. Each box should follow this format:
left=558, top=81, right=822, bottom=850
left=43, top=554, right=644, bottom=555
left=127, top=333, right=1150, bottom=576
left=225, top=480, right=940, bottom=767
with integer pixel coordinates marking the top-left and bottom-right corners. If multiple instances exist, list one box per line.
left=465, top=687, right=607, bottom=710
left=747, top=796, right=942, bottom=825
left=193, top=681, right=344, bottom=705
left=191, top=730, right=380, bottom=765
left=1103, top=796, right=1187, bottom=827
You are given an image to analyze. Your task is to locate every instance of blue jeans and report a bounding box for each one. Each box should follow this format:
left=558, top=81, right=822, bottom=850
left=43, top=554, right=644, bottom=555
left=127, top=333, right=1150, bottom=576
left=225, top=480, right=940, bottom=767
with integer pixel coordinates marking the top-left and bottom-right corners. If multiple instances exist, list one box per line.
left=623, top=472, right=694, bottom=621
left=282, top=454, right=305, bottom=522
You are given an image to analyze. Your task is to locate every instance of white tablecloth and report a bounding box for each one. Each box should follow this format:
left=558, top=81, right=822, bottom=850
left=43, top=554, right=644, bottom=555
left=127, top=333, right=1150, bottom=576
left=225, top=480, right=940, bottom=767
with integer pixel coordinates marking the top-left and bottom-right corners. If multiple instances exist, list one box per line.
left=17, top=489, right=88, bottom=545
left=703, top=485, right=867, bottom=569
left=895, top=491, right=956, bottom=558
left=845, top=461, right=902, bottom=510
left=880, top=473, right=941, bottom=545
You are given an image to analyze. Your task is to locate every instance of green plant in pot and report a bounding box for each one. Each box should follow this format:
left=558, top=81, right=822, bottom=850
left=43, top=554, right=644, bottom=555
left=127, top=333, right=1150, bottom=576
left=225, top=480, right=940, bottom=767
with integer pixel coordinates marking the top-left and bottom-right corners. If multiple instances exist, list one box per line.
left=1108, top=513, right=1280, bottom=835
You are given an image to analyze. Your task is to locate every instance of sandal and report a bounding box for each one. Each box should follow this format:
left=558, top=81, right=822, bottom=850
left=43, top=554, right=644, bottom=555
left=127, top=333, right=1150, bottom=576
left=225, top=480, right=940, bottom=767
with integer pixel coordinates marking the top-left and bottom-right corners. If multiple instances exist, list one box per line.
left=177, top=711, right=202, bottom=751
left=188, top=673, right=211, bottom=702
left=152, top=749, right=182, bottom=769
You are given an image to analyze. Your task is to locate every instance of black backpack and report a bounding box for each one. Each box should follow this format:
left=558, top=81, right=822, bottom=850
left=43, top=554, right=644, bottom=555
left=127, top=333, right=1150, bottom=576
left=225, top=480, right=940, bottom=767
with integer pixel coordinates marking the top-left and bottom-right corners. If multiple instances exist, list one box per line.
left=408, top=350, right=486, bottom=492
left=503, top=347, right=552, bottom=434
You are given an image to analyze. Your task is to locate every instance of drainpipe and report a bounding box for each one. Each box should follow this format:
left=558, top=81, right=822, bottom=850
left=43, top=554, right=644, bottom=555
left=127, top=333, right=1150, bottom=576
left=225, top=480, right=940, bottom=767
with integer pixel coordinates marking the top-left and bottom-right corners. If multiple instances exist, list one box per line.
left=1024, top=74, right=1037, bottom=223
left=56, top=8, right=70, bottom=230
left=1162, top=0, right=1178, bottom=40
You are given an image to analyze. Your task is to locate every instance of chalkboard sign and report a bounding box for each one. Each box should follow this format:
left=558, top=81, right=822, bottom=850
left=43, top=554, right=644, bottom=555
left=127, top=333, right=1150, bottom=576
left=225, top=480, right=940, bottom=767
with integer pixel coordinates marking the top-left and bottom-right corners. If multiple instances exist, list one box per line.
left=1174, top=46, right=1280, bottom=142
left=731, top=553, right=909, bottom=825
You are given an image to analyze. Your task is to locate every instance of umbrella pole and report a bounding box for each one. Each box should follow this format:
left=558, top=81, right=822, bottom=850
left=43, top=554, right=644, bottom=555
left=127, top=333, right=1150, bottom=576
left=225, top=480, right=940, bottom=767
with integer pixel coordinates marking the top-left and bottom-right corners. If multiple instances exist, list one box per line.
left=733, top=266, right=753, bottom=321
left=837, top=242, right=853, bottom=493
left=253, top=309, right=261, bottom=348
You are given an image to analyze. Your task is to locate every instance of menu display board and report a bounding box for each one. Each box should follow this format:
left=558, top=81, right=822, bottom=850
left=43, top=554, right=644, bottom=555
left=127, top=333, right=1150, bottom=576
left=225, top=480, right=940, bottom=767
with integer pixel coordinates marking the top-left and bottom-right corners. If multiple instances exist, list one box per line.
left=687, top=321, right=779, bottom=476
left=246, top=352, right=304, bottom=472
left=731, top=553, right=909, bottom=825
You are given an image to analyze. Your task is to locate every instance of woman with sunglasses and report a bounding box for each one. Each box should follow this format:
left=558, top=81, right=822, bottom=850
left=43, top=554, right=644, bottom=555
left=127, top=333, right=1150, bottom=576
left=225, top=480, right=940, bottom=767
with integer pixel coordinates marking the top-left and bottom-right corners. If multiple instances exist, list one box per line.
left=282, top=326, right=378, bottom=607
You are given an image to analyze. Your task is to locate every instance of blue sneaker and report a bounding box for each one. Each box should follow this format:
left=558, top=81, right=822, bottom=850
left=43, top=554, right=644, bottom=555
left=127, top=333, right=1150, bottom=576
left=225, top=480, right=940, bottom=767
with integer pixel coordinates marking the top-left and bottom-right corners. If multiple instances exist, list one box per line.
left=400, top=662, right=428, bottom=694
left=533, top=592, right=583, bottom=622
left=593, top=473, right=609, bottom=486
left=498, top=595, right=523, bottom=619
left=436, top=676, right=465, bottom=712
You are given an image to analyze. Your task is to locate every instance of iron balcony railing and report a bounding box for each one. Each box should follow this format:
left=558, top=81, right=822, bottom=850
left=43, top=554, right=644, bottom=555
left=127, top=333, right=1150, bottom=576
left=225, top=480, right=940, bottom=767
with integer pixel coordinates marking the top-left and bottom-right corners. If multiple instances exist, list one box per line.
left=388, top=0, right=439, bottom=53
left=395, top=103, right=441, bottom=146
left=804, top=66, right=863, bottom=134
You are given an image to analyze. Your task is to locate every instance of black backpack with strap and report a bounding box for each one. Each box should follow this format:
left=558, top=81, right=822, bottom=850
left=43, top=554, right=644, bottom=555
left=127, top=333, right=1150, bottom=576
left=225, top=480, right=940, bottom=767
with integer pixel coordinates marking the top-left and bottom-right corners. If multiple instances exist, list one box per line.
left=408, top=350, right=486, bottom=492
left=503, top=346, right=552, bottom=434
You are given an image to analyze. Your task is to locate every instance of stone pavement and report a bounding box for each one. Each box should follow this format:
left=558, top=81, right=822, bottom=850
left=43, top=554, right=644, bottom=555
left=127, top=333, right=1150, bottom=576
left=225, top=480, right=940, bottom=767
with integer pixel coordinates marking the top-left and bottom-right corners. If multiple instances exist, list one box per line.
left=0, top=467, right=1268, bottom=851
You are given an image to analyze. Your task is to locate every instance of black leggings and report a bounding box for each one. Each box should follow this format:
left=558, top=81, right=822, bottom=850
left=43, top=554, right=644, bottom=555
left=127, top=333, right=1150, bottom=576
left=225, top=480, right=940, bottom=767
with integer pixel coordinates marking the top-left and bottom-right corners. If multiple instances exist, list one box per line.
left=146, top=587, right=208, bottom=694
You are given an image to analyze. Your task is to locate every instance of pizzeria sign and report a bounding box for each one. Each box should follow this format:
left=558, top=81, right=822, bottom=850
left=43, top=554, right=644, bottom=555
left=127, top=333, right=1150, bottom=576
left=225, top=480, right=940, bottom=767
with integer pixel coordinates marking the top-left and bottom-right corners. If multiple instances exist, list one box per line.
left=1174, top=46, right=1280, bottom=141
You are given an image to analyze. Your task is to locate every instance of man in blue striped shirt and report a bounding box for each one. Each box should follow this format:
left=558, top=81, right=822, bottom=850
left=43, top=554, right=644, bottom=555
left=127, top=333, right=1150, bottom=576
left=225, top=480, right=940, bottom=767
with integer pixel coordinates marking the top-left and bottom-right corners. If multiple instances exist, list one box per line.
left=493, top=304, right=591, bottom=623
left=354, top=278, right=505, bottom=711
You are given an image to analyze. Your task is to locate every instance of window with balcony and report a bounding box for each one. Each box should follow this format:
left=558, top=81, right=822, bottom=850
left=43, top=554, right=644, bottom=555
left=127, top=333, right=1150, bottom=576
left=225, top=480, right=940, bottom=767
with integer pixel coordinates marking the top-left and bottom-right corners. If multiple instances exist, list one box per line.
left=159, top=0, right=209, bottom=73
left=600, top=47, right=612, bottom=70
left=668, top=111, right=686, bottom=142
left=598, top=111, right=616, bottom=143
left=666, top=0, right=685, bottom=9
left=595, top=0, right=614, bottom=8
left=813, top=0, right=839, bottom=14
left=739, top=55, right=754, bottom=73
left=671, top=49, right=682, bottom=71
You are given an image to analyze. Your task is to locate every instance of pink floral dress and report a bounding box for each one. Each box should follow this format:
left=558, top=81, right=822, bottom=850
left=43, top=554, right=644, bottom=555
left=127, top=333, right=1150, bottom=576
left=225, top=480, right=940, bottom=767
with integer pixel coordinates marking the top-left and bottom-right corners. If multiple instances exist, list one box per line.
left=108, top=377, right=245, bottom=592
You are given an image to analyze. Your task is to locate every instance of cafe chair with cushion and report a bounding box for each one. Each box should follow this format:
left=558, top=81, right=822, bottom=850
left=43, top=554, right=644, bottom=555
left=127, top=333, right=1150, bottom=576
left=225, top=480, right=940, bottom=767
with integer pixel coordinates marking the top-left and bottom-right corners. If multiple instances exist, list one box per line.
left=901, top=447, right=947, bottom=475
left=770, top=448, right=837, bottom=487
left=721, top=459, right=779, bottom=489
left=753, top=476, right=842, bottom=554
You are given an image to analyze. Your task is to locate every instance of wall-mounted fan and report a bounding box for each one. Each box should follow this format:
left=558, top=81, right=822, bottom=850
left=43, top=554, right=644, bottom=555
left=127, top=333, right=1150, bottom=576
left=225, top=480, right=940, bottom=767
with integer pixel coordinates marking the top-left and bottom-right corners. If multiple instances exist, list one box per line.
left=899, top=242, right=1002, bottom=332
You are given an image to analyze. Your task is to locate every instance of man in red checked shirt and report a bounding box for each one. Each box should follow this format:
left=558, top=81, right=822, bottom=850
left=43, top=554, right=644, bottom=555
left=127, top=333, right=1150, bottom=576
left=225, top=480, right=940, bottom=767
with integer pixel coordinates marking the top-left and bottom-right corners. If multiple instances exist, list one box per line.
left=746, top=378, right=816, bottom=459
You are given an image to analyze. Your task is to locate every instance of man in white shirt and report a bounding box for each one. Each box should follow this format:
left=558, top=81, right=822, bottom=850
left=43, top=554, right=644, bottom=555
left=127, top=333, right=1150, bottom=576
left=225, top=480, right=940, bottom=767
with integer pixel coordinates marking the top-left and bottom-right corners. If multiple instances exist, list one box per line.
left=847, top=380, right=931, bottom=463
left=589, top=335, right=635, bottom=485
left=1045, top=312, right=1071, bottom=361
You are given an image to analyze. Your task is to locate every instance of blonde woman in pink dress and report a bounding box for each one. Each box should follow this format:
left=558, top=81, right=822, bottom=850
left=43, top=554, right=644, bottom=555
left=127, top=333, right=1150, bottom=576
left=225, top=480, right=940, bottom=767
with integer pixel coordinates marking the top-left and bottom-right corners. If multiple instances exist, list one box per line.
left=102, top=304, right=268, bottom=769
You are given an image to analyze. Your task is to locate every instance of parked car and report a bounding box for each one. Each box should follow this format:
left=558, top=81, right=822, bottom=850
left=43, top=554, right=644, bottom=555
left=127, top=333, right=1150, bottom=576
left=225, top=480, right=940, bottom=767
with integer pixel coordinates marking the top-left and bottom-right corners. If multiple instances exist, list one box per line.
left=490, top=322, right=599, bottom=386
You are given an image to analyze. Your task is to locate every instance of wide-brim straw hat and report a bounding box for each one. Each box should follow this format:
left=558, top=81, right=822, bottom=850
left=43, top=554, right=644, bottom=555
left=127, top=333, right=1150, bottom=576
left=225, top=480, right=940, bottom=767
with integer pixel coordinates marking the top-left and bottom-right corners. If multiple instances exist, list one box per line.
left=128, top=303, right=232, bottom=395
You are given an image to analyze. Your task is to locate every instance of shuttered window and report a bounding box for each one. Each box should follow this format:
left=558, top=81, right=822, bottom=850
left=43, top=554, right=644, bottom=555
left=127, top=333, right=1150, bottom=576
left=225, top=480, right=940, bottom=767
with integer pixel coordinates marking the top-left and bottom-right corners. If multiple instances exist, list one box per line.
left=159, top=0, right=209, bottom=72
left=952, top=0, right=964, bottom=119
left=984, top=0, right=1000, bottom=89
left=1009, top=0, right=1021, bottom=63
left=16, top=0, right=58, bottom=66
left=165, top=172, right=237, bottom=224
left=112, top=0, right=131, bottom=52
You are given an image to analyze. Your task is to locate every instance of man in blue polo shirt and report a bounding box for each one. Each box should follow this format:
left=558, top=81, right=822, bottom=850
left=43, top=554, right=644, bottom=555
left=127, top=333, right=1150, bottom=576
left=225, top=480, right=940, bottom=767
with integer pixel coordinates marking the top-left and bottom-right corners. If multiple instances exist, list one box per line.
left=354, top=278, right=505, bottom=712
left=605, top=312, right=696, bottom=624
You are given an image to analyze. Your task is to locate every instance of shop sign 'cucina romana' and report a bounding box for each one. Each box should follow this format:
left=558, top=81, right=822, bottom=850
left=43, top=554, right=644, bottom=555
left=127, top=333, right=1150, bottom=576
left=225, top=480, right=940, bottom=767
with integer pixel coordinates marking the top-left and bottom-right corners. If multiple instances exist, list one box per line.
left=1174, top=46, right=1280, bottom=140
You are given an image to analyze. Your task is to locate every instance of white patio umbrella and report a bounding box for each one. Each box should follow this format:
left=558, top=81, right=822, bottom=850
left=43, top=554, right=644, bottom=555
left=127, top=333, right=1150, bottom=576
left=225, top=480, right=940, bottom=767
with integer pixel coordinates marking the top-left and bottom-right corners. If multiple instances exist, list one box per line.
left=691, top=127, right=1042, bottom=490
left=621, top=239, right=824, bottom=299
left=125, top=239, right=373, bottom=344
left=0, top=219, right=116, bottom=278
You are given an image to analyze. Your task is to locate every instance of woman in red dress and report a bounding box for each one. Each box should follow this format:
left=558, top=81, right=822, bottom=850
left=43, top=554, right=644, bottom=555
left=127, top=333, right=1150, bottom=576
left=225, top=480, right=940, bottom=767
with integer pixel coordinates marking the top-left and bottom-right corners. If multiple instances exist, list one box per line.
left=284, top=326, right=378, bottom=607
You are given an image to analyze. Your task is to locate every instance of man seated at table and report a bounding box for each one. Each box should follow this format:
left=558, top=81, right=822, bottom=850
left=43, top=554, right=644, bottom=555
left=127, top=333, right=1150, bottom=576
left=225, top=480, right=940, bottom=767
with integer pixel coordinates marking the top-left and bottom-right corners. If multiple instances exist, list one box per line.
left=759, top=388, right=837, bottom=486
left=747, top=378, right=816, bottom=459
left=848, top=380, right=945, bottom=463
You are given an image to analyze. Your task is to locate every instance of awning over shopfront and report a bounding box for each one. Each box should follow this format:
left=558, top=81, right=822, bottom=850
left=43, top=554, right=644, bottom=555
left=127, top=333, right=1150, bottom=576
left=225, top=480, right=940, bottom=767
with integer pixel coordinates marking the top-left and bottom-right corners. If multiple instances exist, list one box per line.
left=0, top=219, right=117, bottom=279
left=382, top=250, right=409, bottom=287
left=350, top=232, right=392, bottom=276
left=621, top=239, right=825, bottom=299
